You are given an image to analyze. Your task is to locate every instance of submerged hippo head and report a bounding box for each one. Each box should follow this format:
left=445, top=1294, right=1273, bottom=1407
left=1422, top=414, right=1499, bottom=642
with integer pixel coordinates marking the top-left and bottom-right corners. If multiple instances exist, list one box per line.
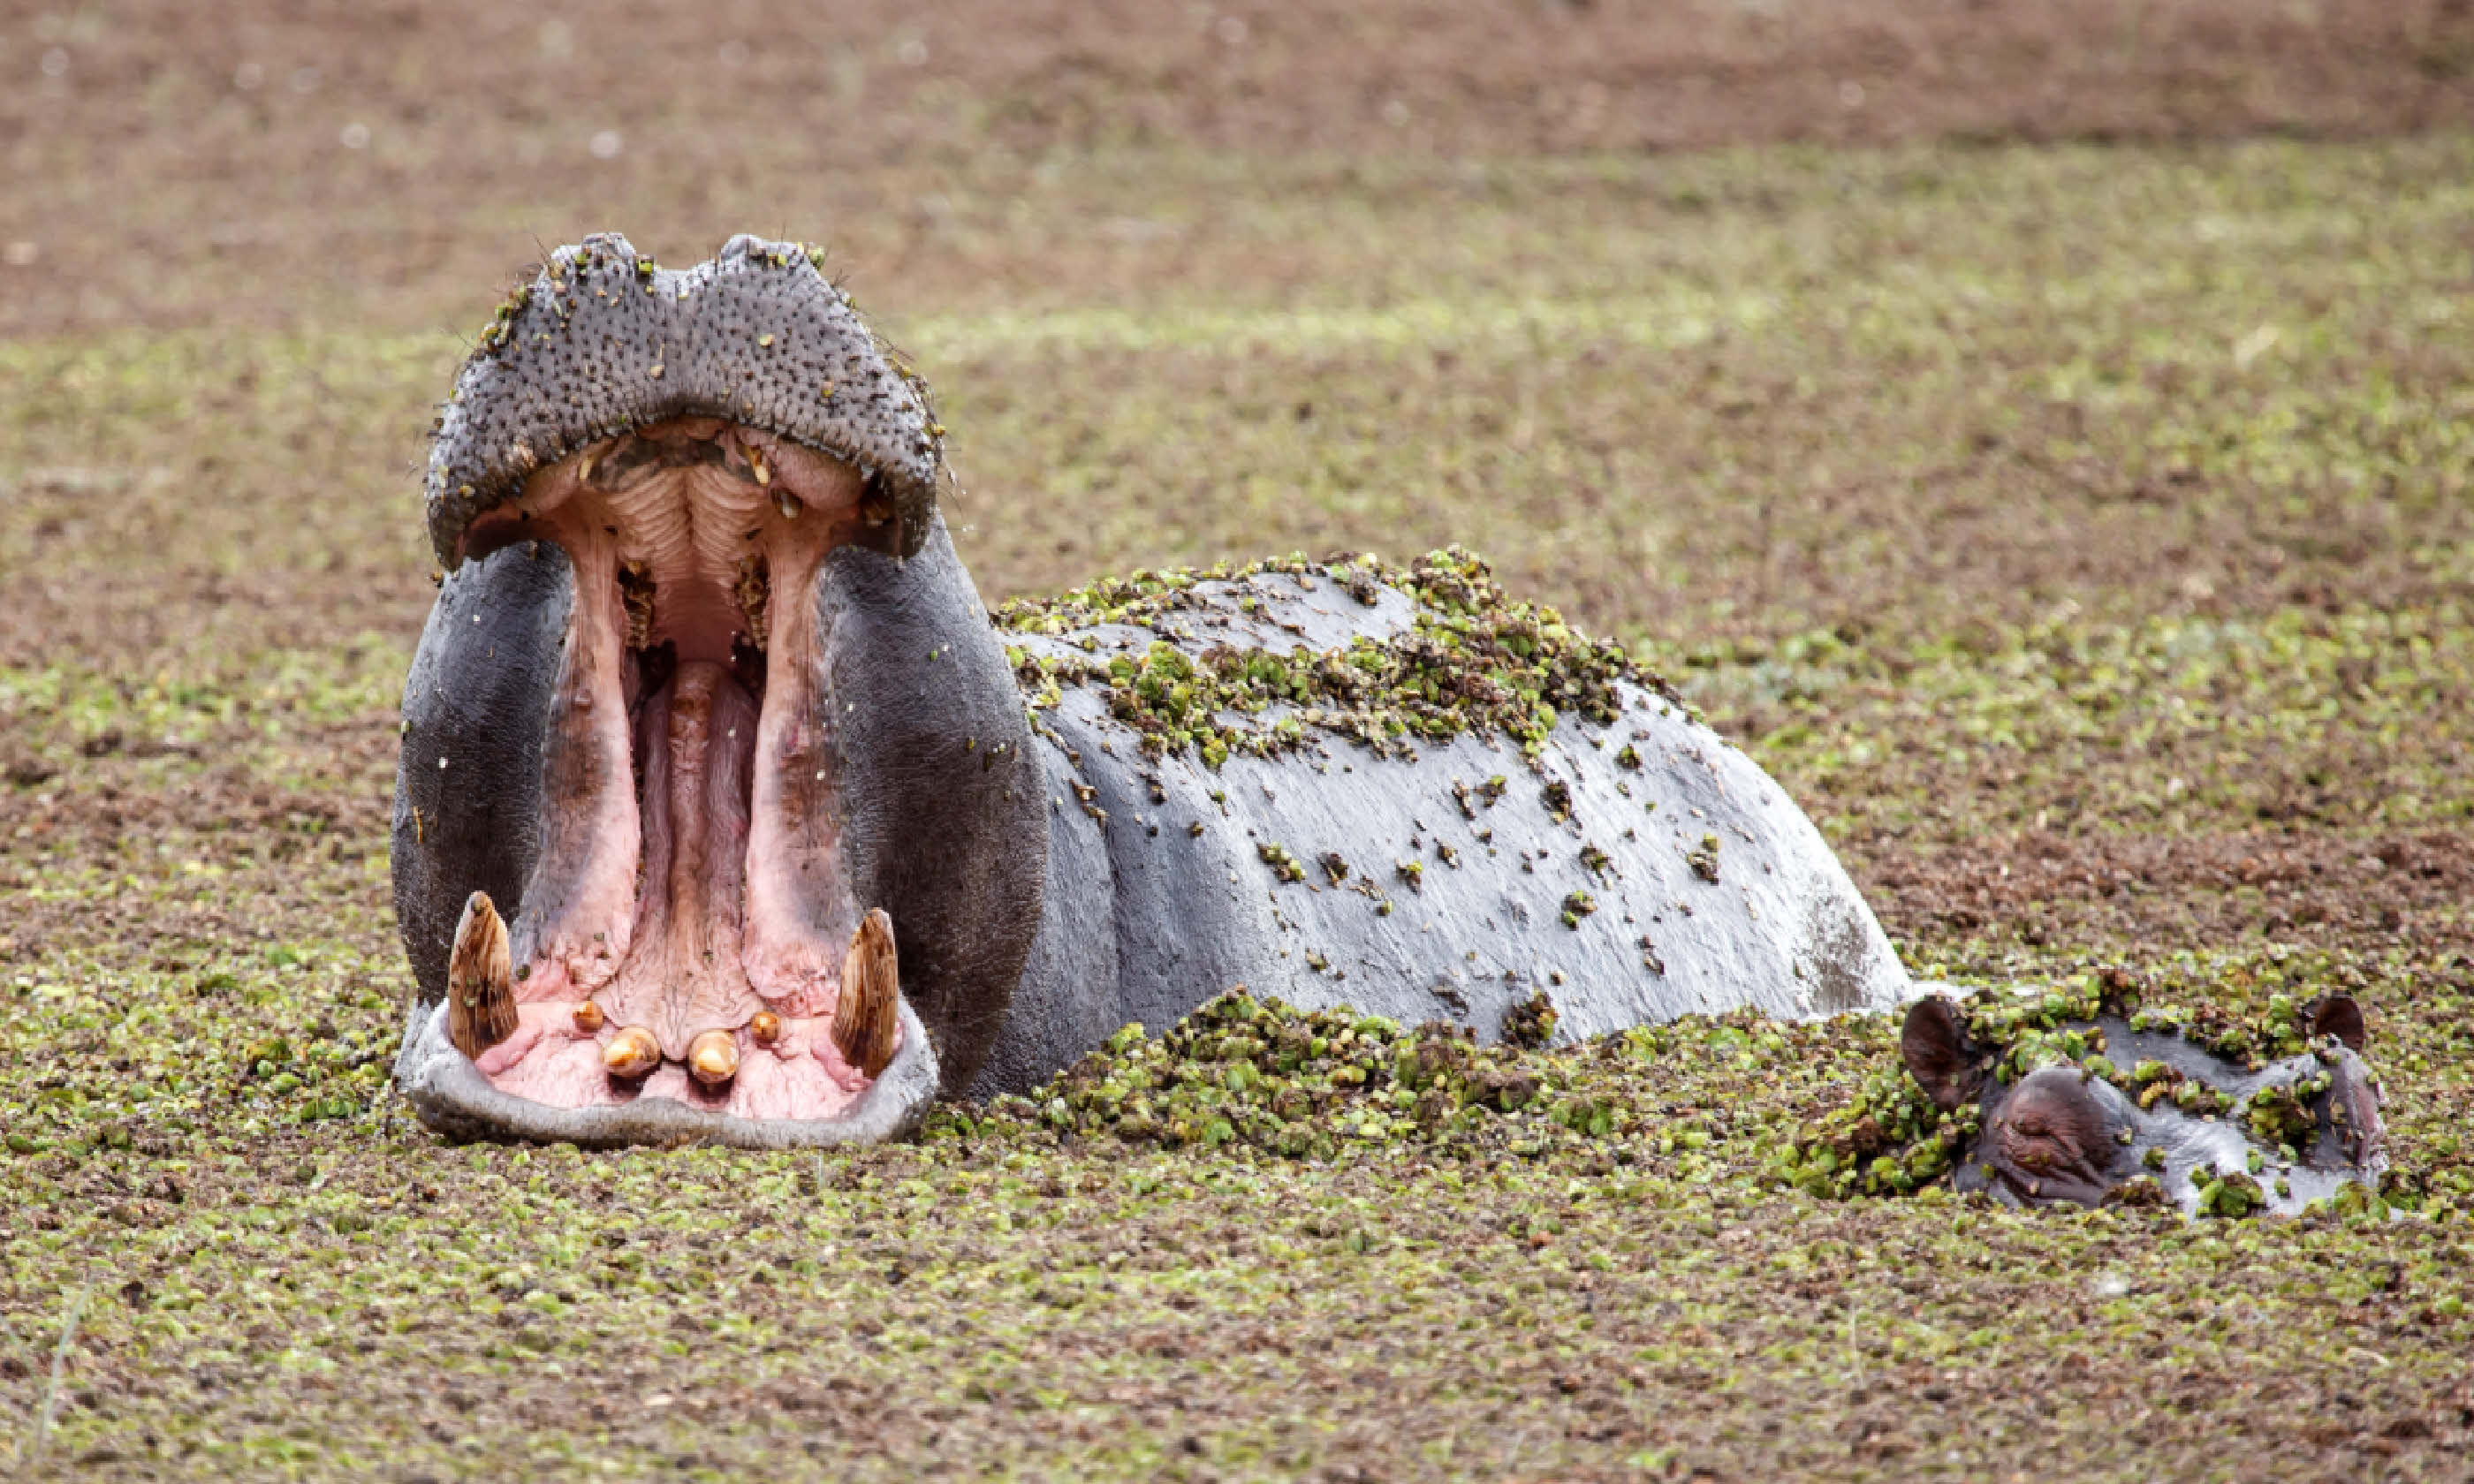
left=391, top=234, right=1046, bottom=1147
left=1901, top=991, right=2387, bottom=1217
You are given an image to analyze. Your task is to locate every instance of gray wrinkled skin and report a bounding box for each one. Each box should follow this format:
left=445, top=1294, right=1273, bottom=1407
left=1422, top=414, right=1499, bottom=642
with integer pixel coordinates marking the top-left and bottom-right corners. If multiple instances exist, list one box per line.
left=974, top=565, right=1915, bottom=1095
left=803, top=524, right=1049, bottom=1095
left=391, top=538, right=572, bottom=1009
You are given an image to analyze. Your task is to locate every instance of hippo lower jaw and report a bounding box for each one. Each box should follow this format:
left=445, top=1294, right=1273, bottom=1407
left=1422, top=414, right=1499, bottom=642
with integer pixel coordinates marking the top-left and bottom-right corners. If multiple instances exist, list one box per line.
left=391, top=994, right=940, bottom=1149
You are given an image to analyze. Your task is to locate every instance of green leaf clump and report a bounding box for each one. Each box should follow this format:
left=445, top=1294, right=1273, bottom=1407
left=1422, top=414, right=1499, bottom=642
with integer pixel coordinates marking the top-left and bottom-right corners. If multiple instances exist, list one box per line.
left=955, top=990, right=1610, bottom=1160
left=996, top=548, right=1680, bottom=768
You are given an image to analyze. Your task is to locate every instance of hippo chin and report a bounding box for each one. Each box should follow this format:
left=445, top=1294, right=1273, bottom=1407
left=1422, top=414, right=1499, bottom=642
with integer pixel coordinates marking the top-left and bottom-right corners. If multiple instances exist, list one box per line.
left=1901, top=991, right=2387, bottom=1217
left=390, top=232, right=1915, bottom=1149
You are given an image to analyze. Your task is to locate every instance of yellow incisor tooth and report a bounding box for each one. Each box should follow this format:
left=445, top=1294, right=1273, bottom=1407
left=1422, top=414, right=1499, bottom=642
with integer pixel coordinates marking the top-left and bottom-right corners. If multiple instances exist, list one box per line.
left=688, top=1029, right=740, bottom=1086
left=572, top=1001, right=604, bottom=1034
left=749, top=1010, right=783, bottom=1048
left=447, top=891, right=517, bottom=1059
left=603, top=1026, right=661, bottom=1079
left=832, top=908, right=900, bottom=1079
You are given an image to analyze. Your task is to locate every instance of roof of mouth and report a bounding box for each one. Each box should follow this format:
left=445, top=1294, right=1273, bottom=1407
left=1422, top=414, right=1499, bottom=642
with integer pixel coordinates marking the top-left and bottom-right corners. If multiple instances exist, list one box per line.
left=425, top=232, right=946, bottom=566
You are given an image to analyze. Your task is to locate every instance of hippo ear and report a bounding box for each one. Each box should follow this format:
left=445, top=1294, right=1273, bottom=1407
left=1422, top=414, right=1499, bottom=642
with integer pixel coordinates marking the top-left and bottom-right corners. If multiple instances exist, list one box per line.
left=2309, top=994, right=2367, bottom=1052
left=1901, top=996, right=1982, bottom=1111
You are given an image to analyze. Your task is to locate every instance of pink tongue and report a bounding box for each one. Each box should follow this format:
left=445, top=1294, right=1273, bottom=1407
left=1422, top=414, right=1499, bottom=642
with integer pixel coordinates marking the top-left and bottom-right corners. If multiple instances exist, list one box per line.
left=592, top=661, right=768, bottom=1059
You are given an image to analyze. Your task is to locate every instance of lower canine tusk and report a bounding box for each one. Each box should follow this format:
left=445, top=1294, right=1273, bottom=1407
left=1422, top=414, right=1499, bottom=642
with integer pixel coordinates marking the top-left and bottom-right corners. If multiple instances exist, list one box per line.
left=832, top=908, right=900, bottom=1079
left=447, top=891, right=517, bottom=1059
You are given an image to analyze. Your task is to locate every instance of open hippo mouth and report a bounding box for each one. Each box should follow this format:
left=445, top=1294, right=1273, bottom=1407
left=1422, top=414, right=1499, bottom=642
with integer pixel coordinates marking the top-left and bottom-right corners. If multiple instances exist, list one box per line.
left=391, top=234, right=1047, bottom=1147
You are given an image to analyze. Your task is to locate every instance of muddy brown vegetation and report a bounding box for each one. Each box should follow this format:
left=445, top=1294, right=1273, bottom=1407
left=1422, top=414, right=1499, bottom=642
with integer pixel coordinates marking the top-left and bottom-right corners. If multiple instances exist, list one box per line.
left=10, top=0, right=2474, bottom=337
left=3, top=3, right=2472, bottom=1480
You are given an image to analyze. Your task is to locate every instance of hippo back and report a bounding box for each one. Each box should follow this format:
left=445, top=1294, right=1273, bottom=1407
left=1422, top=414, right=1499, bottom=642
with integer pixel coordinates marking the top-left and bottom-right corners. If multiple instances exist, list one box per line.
left=972, top=551, right=1911, bottom=1095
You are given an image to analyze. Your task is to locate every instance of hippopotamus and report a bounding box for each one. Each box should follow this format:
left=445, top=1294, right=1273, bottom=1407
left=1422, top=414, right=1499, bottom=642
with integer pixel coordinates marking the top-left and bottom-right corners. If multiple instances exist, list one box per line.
left=389, top=233, right=1914, bottom=1148
left=1899, top=988, right=2387, bottom=1217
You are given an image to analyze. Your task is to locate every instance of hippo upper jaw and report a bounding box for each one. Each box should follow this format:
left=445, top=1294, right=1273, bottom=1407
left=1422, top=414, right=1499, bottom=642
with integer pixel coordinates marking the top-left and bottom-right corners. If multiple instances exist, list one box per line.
left=426, top=232, right=945, bottom=570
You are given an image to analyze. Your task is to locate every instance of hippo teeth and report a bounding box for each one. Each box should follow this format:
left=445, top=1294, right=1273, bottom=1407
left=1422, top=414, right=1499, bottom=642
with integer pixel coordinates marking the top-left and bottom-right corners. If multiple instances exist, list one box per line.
left=603, top=1025, right=662, bottom=1079
left=687, top=1029, right=740, bottom=1086
left=832, top=909, right=901, bottom=1079
left=446, top=891, right=517, bottom=1059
